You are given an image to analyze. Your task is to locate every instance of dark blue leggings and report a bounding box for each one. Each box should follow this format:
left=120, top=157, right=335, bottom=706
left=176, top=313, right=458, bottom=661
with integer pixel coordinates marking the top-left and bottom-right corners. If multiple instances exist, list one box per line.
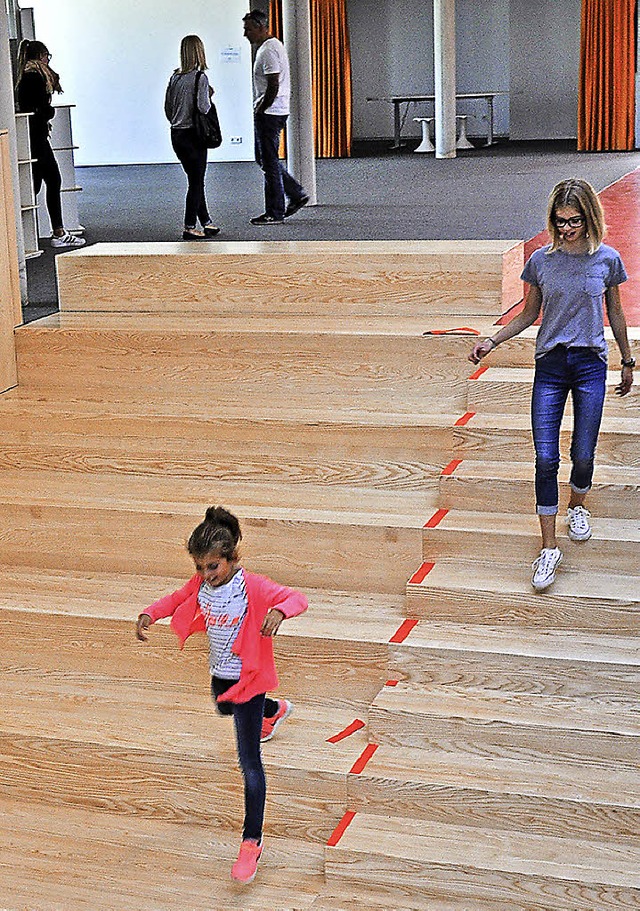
left=212, top=677, right=277, bottom=841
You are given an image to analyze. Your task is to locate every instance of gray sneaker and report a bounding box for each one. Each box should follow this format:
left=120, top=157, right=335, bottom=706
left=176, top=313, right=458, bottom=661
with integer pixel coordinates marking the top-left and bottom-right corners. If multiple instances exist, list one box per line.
left=531, top=547, right=563, bottom=591
left=566, top=505, right=592, bottom=541
left=51, top=231, right=86, bottom=248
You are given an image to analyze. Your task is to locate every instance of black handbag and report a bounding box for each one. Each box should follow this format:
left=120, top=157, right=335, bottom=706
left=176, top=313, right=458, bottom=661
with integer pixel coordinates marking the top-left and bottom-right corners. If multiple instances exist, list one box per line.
left=193, top=71, right=222, bottom=149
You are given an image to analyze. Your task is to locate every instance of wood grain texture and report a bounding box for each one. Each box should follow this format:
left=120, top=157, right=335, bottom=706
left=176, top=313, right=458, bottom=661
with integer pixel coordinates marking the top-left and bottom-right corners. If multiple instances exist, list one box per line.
left=0, top=133, right=19, bottom=394
left=55, top=240, right=523, bottom=313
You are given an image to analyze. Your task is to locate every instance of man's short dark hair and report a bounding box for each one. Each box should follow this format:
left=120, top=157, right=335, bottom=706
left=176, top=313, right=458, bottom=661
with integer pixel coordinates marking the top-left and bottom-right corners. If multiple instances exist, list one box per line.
left=243, top=9, right=269, bottom=28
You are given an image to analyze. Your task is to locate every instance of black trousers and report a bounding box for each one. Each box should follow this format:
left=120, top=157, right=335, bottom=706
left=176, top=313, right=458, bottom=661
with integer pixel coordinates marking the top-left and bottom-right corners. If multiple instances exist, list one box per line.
left=31, top=138, right=63, bottom=232
left=170, top=127, right=211, bottom=228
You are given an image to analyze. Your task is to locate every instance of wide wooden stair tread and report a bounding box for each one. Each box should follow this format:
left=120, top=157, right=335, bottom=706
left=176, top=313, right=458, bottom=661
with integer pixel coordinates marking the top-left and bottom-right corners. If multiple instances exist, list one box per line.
left=0, top=798, right=324, bottom=911
left=326, top=814, right=640, bottom=891
left=421, top=508, right=640, bottom=571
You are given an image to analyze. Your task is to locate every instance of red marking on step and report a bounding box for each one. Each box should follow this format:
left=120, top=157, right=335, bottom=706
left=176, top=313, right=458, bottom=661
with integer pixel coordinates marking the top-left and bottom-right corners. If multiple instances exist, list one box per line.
left=389, top=618, right=420, bottom=642
left=455, top=411, right=475, bottom=426
left=386, top=679, right=399, bottom=687
left=469, top=365, right=489, bottom=380
left=424, top=508, right=449, bottom=528
left=326, top=719, right=366, bottom=743
left=408, top=562, right=435, bottom=585
left=327, top=811, right=356, bottom=847
left=441, top=459, right=462, bottom=476
left=349, top=744, right=379, bottom=775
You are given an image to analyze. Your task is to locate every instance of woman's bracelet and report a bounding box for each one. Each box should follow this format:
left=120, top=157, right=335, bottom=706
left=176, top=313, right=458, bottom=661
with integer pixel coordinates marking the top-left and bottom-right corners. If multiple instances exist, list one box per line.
left=485, top=337, right=497, bottom=349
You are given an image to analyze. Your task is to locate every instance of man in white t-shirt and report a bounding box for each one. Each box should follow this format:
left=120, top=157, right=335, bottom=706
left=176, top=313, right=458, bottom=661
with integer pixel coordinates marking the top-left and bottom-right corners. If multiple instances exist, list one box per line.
left=243, top=10, right=309, bottom=225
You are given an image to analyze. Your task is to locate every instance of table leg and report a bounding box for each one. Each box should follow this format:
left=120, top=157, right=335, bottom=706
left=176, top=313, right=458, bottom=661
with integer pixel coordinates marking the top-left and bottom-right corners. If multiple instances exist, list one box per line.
left=486, top=96, right=495, bottom=145
left=392, top=101, right=402, bottom=149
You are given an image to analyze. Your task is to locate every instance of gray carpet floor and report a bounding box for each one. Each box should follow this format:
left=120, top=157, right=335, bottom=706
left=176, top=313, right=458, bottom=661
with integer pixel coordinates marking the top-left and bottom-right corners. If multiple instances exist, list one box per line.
left=24, top=139, right=640, bottom=321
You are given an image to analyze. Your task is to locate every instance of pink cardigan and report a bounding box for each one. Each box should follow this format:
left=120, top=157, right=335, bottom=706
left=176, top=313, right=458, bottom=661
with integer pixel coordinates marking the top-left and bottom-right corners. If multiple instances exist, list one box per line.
left=144, top=569, right=307, bottom=704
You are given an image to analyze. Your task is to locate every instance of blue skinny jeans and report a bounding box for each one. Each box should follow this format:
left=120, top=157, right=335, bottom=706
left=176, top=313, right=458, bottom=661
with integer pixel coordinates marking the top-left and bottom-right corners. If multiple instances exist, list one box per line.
left=531, top=345, right=606, bottom=516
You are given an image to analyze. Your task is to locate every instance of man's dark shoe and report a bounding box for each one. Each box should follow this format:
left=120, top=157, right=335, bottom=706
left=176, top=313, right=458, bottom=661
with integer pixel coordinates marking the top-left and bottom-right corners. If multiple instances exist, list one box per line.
left=285, top=195, right=309, bottom=218
left=250, top=213, right=284, bottom=225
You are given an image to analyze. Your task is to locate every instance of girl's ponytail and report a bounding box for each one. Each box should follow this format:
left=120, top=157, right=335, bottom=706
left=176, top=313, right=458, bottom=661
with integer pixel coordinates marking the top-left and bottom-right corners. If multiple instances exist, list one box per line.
left=188, top=506, right=242, bottom=559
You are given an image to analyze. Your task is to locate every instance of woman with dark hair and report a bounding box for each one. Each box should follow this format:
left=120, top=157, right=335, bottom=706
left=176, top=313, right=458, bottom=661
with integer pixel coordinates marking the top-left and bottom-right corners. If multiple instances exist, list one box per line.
left=16, top=39, right=85, bottom=248
left=164, top=35, right=221, bottom=240
left=469, top=179, right=634, bottom=591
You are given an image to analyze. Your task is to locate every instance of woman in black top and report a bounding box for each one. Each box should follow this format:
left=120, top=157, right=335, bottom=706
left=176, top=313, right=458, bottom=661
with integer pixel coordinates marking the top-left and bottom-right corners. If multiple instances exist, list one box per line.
left=16, top=39, right=85, bottom=248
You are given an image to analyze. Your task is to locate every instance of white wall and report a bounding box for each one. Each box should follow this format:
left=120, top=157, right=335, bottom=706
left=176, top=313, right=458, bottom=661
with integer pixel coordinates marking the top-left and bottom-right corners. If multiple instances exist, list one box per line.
left=509, top=0, right=581, bottom=140
left=28, top=0, right=255, bottom=165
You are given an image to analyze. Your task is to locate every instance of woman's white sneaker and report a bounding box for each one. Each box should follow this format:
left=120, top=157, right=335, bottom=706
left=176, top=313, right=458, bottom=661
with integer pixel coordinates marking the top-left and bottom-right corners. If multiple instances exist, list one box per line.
left=51, top=231, right=86, bottom=248
left=531, top=547, right=563, bottom=591
left=566, top=505, right=592, bottom=541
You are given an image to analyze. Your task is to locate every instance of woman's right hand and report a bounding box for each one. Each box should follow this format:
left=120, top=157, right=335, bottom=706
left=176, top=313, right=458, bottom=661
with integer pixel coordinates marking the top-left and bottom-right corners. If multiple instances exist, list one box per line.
left=136, top=613, right=152, bottom=641
left=468, top=338, right=496, bottom=365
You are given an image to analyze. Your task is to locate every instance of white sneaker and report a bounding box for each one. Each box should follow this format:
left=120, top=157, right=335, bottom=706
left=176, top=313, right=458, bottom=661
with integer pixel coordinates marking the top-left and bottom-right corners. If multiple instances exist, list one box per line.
left=51, top=231, right=86, bottom=248
left=531, top=547, right=563, bottom=591
left=566, top=505, right=592, bottom=542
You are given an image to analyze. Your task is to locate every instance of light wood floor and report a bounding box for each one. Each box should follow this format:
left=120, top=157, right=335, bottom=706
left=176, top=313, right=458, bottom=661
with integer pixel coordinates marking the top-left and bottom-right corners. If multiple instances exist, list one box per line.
left=2, top=241, right=638, bottom=910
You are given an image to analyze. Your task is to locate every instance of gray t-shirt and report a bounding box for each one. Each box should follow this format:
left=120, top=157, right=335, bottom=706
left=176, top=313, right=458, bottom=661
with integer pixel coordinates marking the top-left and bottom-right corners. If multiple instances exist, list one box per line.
left=198, top=569, right=246, bottom=679
left=164, top=69, right=211, bottom=129
left=521, top=243, right=627, bottom=361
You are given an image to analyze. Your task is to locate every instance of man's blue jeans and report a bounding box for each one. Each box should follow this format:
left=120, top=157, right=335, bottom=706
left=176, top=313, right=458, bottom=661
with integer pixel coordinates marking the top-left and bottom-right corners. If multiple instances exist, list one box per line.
left=254, top=112, right=305, bottom=220
left=531, top=345, right=606, bottom=516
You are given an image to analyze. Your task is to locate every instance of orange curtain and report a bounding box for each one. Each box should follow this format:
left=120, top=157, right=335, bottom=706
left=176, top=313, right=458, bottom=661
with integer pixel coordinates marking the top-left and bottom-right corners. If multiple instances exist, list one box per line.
left=578, top=0, right=636, bottom=150
left=269, top=0, right=352, bottom=157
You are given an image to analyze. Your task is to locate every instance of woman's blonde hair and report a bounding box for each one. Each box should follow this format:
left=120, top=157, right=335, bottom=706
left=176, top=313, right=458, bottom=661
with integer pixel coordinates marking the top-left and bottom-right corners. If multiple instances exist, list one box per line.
left=178, top=35, right=207, bottom=73
left=546, top=179, right=605, bottom=254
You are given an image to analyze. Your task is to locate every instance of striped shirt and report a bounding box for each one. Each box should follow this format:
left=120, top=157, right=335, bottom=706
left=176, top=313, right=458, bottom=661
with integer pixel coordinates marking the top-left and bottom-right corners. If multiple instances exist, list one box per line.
left=198, top=569, right=247, bottom=679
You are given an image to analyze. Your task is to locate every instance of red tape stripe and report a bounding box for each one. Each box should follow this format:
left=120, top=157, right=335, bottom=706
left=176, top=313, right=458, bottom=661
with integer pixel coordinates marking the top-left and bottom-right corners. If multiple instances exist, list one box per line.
left=469, top=365, right=489, bottom=380
left=424, top=508, right=449, bottom=528
left=327, top=811, right=356, bottom=847
left=349, top=743, right=379, bottom=775
left=389, top=618, right=419, bottom=643
left=441, top=458, right=462, bottom=476
left=408, top=562, right=435, bottom=585
left=454, top=411, right=475, bottom=427
left=326, top=719, right=366, bottom=743
left=386, top=679, right=399, bottom=686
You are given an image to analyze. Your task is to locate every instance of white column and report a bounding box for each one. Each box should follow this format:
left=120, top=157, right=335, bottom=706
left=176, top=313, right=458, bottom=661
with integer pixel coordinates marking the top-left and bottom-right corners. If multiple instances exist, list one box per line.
left=0, top=0, right=27, bottom=303
left=433, top=0, right=457, bottom=160
left=281, top=0, right=317, bottom=203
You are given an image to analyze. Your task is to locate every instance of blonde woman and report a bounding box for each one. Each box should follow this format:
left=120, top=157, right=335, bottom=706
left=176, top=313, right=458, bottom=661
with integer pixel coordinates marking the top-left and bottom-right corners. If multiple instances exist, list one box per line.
left=164, top=35, right=220, bottom=239
left=16, top=39, right=85, bottom=248
left=469, top=179, right=634, bottom=590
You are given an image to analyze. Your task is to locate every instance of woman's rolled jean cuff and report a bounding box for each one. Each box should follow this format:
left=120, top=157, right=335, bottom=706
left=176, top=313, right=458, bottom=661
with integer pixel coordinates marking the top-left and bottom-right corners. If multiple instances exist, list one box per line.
left=569, top=481, right=591, bottom=495
left=536, top=504, right=558, bottom=516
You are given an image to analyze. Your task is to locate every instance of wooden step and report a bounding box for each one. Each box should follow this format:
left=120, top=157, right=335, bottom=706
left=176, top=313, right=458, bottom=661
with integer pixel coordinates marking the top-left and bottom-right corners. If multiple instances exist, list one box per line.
left=406, top=560, right=640, bottom=631
left=14, top=313, right=478, bottom=414
left=0, top=469, right=430, bottom=591
left=0, top=798, right=324, bottom=911
left=368, top=682, right=640, bottom=760
left=325, top=813, right=640, bottom=910
left=422, top=508, right=640, bottom=573
left=439, top=458, right=640, bottom=518
left=55, top=239, right=524, bottom=314
left=453, top=413, right=640, bottom=466
left=0, top=391, right=454, bottom=489
left=0, top=661, right=365, bottom=845
left=388, top=620, right=640, bottom=698
left=348, top=742, right=640, bottom=843
left=468, top=365, right=640, bottom=415
left=0, top=569, right=406, bottom=711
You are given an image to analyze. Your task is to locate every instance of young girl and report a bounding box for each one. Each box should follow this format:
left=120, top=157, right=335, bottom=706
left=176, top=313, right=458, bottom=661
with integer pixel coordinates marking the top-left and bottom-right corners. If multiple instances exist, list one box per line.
left=136, top=506, right=307, bottom=883
left=469, top=178, right=634, bottom=591
left=16, top=40, right=86, bottom=248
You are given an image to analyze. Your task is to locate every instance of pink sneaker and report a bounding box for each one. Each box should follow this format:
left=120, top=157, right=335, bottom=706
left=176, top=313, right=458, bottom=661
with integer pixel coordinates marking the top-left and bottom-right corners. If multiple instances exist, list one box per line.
left=231, top=838, right=263, bottom=883
left=260, top=699, right=292, bottom=742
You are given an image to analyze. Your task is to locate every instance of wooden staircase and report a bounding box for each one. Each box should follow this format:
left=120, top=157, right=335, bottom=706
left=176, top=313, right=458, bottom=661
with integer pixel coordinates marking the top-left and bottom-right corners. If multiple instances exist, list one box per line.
left=1, top=239, right=638, bottom=910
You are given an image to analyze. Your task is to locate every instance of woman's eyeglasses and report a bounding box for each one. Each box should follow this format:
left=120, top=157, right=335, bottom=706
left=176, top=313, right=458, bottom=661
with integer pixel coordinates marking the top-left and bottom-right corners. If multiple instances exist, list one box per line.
left=554, top=215, right=584, bottom=228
